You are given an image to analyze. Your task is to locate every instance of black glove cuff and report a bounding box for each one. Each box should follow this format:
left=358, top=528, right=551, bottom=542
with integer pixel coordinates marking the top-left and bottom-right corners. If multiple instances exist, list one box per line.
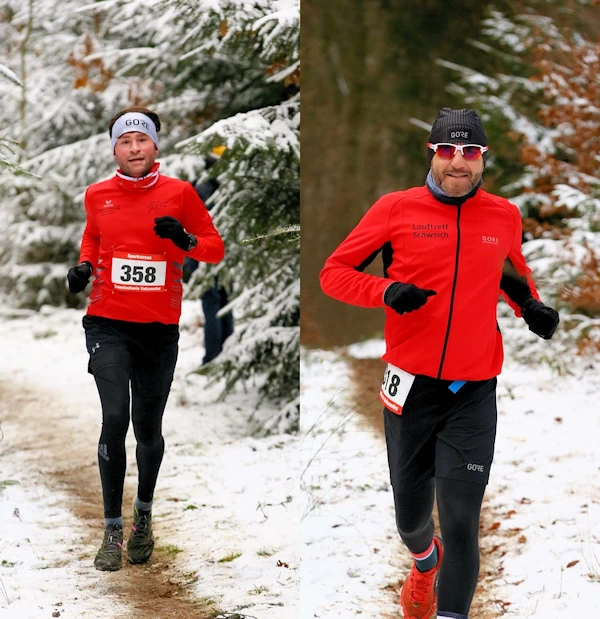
left=522, top=298, right=543, bottom=313
left=383, top=282, right=406, bottom=306
left=500, top=273, right=533, bottom=308
left=186, top=233, right=198, bottom=252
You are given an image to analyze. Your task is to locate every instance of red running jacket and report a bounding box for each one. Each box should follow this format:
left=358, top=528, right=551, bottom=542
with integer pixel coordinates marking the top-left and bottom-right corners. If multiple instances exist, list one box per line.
left=320, top=186, right=539, bottom=380
left=79, top=172, right=224, bottom=324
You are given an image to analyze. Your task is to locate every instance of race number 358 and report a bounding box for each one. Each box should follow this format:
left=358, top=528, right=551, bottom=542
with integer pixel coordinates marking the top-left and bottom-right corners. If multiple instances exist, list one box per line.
left=111, top=252, right=166, bottom=290
left=379, top=364, right=416, bottom=414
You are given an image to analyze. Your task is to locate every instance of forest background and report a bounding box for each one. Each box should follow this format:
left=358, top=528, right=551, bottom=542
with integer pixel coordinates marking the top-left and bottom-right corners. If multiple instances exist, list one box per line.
left=302, top=0, right=600, bottom=355
left=300, top=3, right=600, bottom=615
left=0, top=0, right=300, bottom=434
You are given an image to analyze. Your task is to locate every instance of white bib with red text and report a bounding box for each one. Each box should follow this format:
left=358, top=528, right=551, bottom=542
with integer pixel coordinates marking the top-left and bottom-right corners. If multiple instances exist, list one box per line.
left=379, top=363, right=416, bottom=414
left=111, top=251, right=167, bottom=292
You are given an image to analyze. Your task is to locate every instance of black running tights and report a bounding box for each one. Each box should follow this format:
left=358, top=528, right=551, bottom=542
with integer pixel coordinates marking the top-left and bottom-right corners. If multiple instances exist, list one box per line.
left=393, top=477, right=486, bottom=615
left=94, top=364, right=172, bottom=518
left=84, top=316, right=179, bottom=519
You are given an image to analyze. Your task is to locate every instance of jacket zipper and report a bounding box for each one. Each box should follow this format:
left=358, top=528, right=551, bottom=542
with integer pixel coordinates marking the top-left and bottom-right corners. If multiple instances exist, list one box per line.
left=437, top=205, right=462, bottom=379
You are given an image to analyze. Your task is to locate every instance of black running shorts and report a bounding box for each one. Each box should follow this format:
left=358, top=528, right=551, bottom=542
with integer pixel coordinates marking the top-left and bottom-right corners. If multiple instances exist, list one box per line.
left=384, top=376, right=497, bottom=487
left=83, top=315, right=179, bottom=396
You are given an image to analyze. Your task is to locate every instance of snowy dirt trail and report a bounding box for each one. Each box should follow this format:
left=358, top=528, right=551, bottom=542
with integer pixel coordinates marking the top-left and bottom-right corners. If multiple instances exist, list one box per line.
left=0, top=305, right=299, bottom=619
left=348, top=358, right=506, bottom=619
left=0, top=379, right=210, bottom=619
left=302, top=343, right=600, bottom=617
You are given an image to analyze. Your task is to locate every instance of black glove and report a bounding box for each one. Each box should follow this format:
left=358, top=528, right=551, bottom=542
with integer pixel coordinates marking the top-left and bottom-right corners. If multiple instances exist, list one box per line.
left=67, top=261, right=92, bottom=293
left=153, top=216, right=191, bottom=250
left=384, top=282, right=436, bottom=315
left=521, top=298, right=559, bottom=340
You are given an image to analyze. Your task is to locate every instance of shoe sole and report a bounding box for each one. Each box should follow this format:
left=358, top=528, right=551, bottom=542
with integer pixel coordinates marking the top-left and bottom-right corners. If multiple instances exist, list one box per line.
left=127, top=540, right=155, bottom=564
left=94, top=558, right=122, bottom=571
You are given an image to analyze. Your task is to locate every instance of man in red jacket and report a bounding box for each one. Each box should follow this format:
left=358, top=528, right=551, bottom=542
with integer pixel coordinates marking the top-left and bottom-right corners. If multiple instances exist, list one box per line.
left=320, top=108, right=558, bottom=619
left=67, top=107, right=224, bottom=571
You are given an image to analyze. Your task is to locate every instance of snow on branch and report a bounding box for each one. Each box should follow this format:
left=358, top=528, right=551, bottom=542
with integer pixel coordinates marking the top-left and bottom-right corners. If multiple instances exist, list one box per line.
left=0, top=138, right=42, bottom=179
left=0, top=63, right=23, bottom=88
left=178, top=97, right=300, bottom=160
left=241, top=225, right=300, bottom=244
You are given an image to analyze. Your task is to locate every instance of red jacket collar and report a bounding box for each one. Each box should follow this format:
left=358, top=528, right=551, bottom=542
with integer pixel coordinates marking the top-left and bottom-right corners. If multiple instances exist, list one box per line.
left=115, top=162, right=160, bottom=191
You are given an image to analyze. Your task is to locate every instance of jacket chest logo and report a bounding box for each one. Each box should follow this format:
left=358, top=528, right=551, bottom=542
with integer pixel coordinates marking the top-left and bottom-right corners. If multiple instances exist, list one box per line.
left=148, top=200, right=168, bottom=213
left=99, top=199, right=120, bottom=216
left=412, top=223, right=449, bottom=239
left=482, top=235, right=499, bottom=245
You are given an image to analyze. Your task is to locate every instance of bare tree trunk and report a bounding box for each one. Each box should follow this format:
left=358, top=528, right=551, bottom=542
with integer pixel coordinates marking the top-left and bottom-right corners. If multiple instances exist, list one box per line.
left=18, top=0, right=33, bottom=157
left=301, top=0, right=400, bottom=347
left=301, top=0, right=497, bottom=347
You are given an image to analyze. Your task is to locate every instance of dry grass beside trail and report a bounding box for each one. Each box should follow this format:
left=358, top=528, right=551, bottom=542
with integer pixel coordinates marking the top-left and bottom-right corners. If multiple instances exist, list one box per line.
left=0, top=380, right=221, bottom=619
left=348, top=357, right=510, bottom=619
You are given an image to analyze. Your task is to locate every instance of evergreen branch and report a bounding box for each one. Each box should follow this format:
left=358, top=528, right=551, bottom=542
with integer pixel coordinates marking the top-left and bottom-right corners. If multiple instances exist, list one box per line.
left=84, top=46, right=161, bottom=62
left=0, top=137, right=19, bottom=155
left=0, top=157, right=42, bottom=179
left=266, top=59, right=300, bottom=83
left=0, top=63, right=23, bottom=87
left=241, top=225, right=300, bottom=244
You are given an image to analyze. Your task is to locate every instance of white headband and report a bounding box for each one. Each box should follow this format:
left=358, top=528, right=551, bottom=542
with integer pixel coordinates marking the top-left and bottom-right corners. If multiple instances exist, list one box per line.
left=111, top=112, right=159, bottom=151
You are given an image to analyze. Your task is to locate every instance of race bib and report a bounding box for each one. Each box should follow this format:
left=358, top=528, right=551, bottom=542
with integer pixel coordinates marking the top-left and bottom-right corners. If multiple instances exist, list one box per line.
left=111, top=251, right=167, bottom=291
left=379, top=363, right=416, bottom=414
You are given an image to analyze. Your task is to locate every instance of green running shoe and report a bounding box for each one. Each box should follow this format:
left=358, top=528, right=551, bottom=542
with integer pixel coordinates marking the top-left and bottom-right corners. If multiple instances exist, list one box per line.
left=127, top=504, right=154, bottom=564
left=94, top=524, right=123, bottom=571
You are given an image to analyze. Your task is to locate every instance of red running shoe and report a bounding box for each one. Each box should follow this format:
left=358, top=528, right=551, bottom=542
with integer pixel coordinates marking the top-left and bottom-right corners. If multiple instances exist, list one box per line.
left=400, top=537, right=443, bottom=618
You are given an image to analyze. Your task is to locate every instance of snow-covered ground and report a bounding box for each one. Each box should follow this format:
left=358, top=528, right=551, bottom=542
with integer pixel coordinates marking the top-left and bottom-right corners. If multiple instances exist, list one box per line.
left=2, top=301, right=599, bottom=619
left=300, top=347, right=403, bottom=619
left=0, top=301, right=299, bottom=619
left=300, top=335, right=600, bottom=617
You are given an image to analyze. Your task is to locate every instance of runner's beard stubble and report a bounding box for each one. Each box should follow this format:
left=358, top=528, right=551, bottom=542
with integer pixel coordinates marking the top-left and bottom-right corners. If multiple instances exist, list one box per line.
left=432, top=167, right=483, bottom=197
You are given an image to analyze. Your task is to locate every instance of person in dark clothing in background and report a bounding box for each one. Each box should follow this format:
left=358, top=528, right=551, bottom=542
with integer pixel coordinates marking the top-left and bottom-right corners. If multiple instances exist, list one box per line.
left=183, top=146, right=234, bottom=364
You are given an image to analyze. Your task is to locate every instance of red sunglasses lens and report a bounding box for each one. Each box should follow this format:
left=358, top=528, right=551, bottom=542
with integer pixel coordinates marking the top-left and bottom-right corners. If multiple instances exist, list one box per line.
left=462, top=146, right=483, bottom=160
left=436, top=145, right=456, bottom=159
left=435, top=145, right=483, bottom=160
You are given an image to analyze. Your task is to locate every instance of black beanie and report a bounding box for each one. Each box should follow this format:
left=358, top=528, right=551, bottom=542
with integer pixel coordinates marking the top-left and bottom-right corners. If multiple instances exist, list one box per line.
left=427, top=108, right=488, bottom=164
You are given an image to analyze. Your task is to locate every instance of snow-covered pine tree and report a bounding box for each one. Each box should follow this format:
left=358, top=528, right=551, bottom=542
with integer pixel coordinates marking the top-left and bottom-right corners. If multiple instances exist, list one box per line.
left=0, top=0, right=250, bottom=309
left=438, top=6, right=600, bottom=360
left=81, top=0, right=300, bottom=432
left=0, top=61, right=36, bottom=178
left=176, top=0, right=300, bottom=435
left=0, top=0, right=300, bottom=432
left=0, top=0, right=121, bottom=308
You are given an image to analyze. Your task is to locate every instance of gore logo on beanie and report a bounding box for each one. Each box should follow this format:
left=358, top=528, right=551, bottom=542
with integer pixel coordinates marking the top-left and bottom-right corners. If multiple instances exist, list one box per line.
left=427, top=107, right=488, bottom=164
left=428, top=108, right=487, bottom=146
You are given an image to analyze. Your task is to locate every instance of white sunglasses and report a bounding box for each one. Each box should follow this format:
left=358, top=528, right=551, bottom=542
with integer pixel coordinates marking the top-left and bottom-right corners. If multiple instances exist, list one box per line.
left=427, top=143, right=489, bottom=160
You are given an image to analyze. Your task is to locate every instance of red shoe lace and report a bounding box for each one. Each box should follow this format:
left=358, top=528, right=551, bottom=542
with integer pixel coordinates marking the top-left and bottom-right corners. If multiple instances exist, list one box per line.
left=408, top=565, right=437, bottom=606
